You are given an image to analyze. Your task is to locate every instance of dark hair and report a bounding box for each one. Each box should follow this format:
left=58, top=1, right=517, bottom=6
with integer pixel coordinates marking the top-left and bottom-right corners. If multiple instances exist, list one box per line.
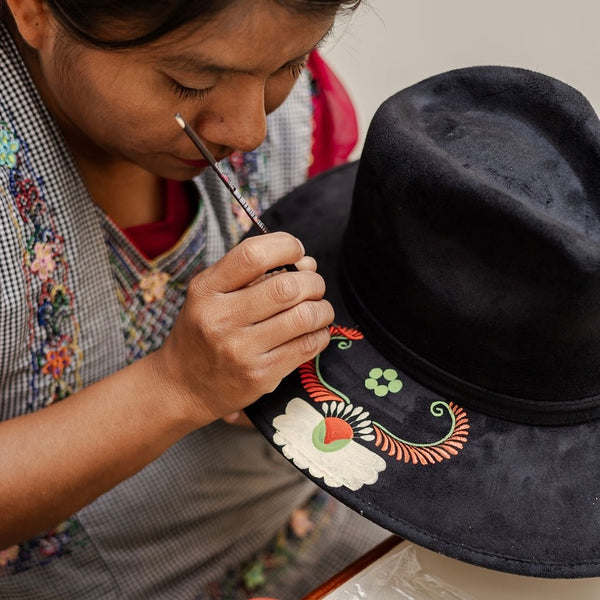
left=43, top=0, right=361, bottom=49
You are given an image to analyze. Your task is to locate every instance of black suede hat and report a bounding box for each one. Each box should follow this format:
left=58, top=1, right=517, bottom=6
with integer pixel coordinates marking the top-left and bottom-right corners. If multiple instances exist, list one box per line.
left=245, top=66, right=600, bottom=578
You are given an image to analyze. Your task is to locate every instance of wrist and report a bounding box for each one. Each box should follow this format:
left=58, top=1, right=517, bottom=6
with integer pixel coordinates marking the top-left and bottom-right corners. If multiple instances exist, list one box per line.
left=141, top=349, right=216, bottom=435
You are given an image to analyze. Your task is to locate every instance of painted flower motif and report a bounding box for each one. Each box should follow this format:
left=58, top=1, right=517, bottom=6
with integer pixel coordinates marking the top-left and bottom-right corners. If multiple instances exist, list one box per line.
left=139, top=271, right=170, bottom=303
left=272, top=398, right=387, bottom=491
left=42, top=346, right=71, bottom=379
left=365, top=367, right=403, bottom=397
left=30, top=242, right=56, bottom=281
left=0, top=128, right=20, bottom=169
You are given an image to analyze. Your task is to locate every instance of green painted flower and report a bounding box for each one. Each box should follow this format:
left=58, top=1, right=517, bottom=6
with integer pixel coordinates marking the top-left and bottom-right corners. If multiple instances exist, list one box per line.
left=364, top=367, right=403, bottom=397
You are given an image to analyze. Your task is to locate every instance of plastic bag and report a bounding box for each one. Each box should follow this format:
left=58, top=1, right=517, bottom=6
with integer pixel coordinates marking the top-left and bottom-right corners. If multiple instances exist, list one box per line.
left=323, top=542, right=475, bottom=600
left=322, top=541, right=600, bottom=599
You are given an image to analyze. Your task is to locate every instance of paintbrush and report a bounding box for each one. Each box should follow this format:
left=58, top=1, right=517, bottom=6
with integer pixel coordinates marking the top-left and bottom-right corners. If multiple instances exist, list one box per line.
left=175, top=113, right=298, bottom=272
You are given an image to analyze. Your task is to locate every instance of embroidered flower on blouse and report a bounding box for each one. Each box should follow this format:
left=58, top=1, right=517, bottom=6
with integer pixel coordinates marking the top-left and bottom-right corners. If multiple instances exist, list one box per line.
left=30, top=242, right=56, bottom=281
left=0, top=127, right=20, bottom=169
left=0, top=545, right=19, bottom=568
left=42, top=346, right=72, bottom=379
left=139, top=271, right=170, bottom=303
left=289, top=507, right=315, bottom=538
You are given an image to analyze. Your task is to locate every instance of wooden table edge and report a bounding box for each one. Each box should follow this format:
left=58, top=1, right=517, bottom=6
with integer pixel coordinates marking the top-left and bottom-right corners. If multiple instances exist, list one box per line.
left=301, top=535, right=404, bottom=599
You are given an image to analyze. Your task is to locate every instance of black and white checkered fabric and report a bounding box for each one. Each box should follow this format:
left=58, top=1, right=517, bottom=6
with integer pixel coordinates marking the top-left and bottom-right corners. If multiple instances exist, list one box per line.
left=0, top=22, right=387, bottom=599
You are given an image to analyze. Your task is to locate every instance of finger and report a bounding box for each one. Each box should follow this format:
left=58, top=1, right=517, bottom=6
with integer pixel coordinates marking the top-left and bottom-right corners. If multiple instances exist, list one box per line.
left=196, top=233, right=305, bottom=295
left=222, top=411, right=241, bottom=423
left=261, top=327, right=333, bottom=390
left=247, top=255, right=317, bottom=287
left=252, top=298, right=335, bottom=352
left=291, top=255, right=317, bottom=272
left=232, top=270, right=327, bottom=325
left=222, top=412, right=255, bottom=427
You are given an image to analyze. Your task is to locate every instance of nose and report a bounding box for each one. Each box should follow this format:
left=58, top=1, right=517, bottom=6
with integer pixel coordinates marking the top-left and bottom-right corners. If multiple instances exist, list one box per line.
left=200, top=81, right=268, bottom=155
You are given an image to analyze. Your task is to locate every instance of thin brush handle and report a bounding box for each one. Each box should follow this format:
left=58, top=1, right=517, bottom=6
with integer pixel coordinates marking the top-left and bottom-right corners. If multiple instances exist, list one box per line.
left=175, top=113, right=297, bottom=271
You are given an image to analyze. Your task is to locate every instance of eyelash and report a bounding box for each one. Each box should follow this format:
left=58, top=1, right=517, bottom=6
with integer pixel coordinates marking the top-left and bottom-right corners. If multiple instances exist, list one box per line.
left=168, top=79, right=213, bottom=101
left=288, top=61, right=307, bottom=79
left=168, top=61, right=307, bottom=101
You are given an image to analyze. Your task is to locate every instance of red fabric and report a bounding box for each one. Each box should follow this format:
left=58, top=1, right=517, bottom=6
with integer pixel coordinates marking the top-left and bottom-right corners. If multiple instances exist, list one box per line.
left=307, top=50, right=359, bottom=177
left=123, top=179, right=197, bottom=259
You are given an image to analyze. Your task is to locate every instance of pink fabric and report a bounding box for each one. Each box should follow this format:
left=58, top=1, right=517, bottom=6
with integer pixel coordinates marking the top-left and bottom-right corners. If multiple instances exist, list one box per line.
left=307, top=50, right=359, bottom=177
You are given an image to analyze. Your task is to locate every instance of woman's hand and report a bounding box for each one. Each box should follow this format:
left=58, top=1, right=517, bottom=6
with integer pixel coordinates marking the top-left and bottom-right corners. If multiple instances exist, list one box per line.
left=222, top=252, right=318, bottom=428
left=155, top=232, right=334, bottom=428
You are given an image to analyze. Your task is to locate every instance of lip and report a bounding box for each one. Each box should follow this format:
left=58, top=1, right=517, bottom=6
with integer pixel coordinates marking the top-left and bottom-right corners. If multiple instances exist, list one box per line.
left=179, top=157, right=210, bottom=168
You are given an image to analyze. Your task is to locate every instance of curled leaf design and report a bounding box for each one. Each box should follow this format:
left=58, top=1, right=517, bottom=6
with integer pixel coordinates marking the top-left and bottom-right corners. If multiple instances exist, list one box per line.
left=299, top=357, right=347, bottom=403
left=299, top=325, right=363, bottom=403
left=373, top=401, right=469, bottom=465
left=298, top=324, right=469, bottom=467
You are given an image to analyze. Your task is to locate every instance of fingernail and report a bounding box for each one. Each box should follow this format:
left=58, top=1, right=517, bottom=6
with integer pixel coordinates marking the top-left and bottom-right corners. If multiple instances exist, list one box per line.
left=296, top=237, right=305, bottom=255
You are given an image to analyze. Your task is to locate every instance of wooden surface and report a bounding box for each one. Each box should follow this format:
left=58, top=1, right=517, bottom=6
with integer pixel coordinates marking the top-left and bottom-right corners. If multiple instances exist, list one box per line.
left=302, top=535, right=403, bottom=600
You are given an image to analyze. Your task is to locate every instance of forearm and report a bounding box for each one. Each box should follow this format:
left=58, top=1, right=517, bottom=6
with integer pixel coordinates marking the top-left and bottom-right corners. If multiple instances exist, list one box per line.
left=0, top=352, right=199, bottom=547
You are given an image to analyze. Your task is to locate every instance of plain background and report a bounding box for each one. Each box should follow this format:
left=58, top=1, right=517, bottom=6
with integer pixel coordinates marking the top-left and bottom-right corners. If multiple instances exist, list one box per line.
left=322, top=0, right=600, bottom=157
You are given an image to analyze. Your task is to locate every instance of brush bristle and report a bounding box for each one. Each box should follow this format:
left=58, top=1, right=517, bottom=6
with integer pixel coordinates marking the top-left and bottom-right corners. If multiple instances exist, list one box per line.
left=174, top=113, right=186, bottom=129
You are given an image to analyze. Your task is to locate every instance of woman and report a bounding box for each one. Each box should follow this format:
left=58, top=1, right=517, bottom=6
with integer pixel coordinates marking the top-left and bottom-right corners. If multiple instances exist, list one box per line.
left=0, top=0, right=387, bottom=598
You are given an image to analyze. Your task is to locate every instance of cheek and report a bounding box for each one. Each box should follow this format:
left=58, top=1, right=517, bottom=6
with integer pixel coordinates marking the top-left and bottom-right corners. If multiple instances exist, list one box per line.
left=48, top=46, right=167, bottom=144
left=65, top=76, right=170, bottom=152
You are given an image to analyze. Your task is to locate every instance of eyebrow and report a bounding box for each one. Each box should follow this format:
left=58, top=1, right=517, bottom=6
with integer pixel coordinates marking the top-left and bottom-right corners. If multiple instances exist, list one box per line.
left=159, top=54, right=253, bottom=76
left=159, top=29, right=332, bottom=76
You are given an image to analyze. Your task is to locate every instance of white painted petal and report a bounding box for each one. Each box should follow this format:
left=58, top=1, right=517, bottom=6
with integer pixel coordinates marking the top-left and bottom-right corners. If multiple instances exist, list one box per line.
left=272, top=398, right=387, bottom=491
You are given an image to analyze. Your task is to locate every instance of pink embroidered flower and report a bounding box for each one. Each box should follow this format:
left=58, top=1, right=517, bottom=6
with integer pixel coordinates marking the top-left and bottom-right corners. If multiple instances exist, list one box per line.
left=30, top=242, right=56, bottom=281
left=38, top=537, right=61, bottom=558
left=42, top=346, right=72, bottom=379
left=139, top=271, right=170, bottom=303
left=0, top=545, right=19, bottom=567
left=289, top=507, right=314, bottom=538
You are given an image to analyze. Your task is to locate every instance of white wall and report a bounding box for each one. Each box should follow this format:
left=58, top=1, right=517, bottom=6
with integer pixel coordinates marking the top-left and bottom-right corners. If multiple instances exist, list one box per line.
left=323, top=0, right=600, bottom=156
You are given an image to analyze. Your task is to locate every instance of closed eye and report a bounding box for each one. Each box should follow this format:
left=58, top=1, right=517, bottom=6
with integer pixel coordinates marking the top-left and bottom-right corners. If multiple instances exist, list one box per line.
left=168, top=78, right=213, bottom=101
left=287, top=60, right=308, bottom=79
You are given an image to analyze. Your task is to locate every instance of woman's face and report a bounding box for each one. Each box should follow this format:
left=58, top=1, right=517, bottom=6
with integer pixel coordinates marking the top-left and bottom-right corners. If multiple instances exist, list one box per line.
left=29, top=0, right=335, bottom=179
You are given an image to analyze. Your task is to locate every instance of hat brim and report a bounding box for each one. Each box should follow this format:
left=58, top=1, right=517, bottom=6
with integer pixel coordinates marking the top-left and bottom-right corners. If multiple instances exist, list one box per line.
left=244, top=162, right=600, bottom=578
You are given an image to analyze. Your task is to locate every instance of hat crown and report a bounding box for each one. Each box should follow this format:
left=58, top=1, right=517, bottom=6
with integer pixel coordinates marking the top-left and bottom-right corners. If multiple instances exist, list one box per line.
left=342, top=66, right=600, bottom=423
